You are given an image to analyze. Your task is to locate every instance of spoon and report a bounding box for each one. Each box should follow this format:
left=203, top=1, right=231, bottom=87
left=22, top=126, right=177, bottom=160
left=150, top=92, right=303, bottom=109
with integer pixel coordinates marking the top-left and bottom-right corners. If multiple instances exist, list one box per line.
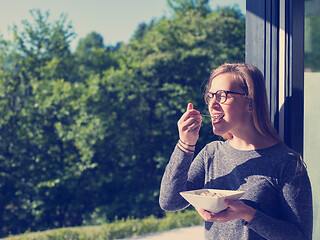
left=201, top=114, right=224, bottom=120
left=200, top=114, right=212, bottom=118
left=200, top=114, right=216, bottom=119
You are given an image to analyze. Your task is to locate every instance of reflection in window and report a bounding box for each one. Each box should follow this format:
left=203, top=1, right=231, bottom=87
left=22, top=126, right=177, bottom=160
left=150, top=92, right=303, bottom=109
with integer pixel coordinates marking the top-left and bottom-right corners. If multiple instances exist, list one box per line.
left=305, top=1, right=320, bottom=71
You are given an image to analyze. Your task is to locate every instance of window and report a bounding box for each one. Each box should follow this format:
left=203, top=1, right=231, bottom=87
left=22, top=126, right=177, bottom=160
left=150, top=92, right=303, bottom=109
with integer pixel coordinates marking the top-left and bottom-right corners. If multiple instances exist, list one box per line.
left=246, top=0, right=318, bottom=237
left=304, top=0, right=320, bottom=237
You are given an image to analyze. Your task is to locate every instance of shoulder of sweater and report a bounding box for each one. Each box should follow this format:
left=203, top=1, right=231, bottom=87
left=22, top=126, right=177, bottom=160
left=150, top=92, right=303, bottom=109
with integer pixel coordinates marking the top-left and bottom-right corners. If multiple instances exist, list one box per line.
left=270, top=143, right=299, bottom=162
left=265, top=143, right=303, bottom=174
left=205, top=140, right=225, bottom=147
left=196, top=140, right=227, bottom=158
left=204, top=140, right=225, bottom=151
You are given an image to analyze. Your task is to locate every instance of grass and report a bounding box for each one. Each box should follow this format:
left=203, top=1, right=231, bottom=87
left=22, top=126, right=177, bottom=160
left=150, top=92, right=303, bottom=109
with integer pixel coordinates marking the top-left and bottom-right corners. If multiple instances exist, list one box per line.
left=2, top=209, right=203, bottom=240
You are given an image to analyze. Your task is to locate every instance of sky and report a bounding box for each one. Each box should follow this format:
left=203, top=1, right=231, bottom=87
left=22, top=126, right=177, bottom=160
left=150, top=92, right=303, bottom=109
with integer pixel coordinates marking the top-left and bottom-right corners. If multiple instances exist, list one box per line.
left=0, top=0, right=245, bottom=51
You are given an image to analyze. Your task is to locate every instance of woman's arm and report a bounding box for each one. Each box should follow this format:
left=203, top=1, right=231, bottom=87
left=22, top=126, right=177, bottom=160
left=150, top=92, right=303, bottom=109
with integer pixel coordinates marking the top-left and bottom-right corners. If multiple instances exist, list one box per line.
left=159, top=103, right=203, bottom=211
left=246, top=164, right=313, bottom=240
left=159, top=145, right=194, bottom=211
left=159, top=145, right=205, bottom=211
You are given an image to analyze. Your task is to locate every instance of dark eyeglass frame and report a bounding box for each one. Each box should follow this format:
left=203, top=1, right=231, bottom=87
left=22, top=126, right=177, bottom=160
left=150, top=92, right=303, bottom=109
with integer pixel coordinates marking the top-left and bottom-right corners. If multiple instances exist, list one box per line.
left=204, top=90, right=247, bottom=104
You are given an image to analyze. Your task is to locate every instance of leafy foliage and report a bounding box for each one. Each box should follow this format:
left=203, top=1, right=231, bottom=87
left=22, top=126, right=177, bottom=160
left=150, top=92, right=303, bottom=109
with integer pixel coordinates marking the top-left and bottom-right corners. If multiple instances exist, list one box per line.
left=0, top=1, right=244, bottom=237
left=3, top=210, right=202, bottom=240
left=305, top=14, right=320, bottom=71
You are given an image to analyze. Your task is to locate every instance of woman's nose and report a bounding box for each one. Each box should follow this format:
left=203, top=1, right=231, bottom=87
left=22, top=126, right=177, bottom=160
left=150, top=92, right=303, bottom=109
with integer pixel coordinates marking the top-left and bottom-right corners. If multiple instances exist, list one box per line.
left=208, top=96, right=219, bottom=109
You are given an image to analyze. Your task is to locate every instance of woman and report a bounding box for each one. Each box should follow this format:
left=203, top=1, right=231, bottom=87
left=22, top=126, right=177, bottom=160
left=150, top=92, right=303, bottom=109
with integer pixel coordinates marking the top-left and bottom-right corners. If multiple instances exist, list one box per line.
left=159, top=63, right=313, bottom=239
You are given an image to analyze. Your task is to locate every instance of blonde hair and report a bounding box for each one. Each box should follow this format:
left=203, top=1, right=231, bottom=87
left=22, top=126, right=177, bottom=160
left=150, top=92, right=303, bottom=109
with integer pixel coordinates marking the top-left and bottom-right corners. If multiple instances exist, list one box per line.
left=206, top=63, right=281, bottom=142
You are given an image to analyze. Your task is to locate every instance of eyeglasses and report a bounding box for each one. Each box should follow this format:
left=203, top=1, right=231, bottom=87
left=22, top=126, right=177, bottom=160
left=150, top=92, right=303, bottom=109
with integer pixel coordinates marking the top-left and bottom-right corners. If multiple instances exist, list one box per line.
left=204, top=90, right=247, bottom=104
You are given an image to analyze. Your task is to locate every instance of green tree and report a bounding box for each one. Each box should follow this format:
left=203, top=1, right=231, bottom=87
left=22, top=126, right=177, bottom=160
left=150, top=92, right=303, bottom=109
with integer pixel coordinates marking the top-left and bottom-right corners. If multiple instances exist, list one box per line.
left=87, top=3, right=245, bottom=221
left=131, top=21, right=155, bottom=41
left=74, top=32, right=118, bottom=76
left=0, top=3, right=245, bottom=236
left=0, top=9, right=86, bottom=235
left=0, top=37, right=34, bottom=236
left=13, top=9, right=76, bottom=81
left=167, top=0, right=211, bottom=16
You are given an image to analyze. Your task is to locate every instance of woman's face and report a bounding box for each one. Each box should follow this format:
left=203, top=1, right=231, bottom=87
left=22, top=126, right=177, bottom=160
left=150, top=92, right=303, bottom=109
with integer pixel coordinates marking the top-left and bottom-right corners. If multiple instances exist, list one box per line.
left=207, top=73, right=251, bottom=136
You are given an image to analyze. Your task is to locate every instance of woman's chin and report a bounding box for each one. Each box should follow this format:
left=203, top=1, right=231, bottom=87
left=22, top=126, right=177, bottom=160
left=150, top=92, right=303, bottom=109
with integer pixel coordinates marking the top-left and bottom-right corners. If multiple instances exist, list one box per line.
left=212, top=128, right=226, bottom=136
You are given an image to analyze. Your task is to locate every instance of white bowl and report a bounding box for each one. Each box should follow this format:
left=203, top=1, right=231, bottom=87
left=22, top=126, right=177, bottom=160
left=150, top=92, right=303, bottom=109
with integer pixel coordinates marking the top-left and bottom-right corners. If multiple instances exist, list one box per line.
left=180, top=189, right=245, bottom=213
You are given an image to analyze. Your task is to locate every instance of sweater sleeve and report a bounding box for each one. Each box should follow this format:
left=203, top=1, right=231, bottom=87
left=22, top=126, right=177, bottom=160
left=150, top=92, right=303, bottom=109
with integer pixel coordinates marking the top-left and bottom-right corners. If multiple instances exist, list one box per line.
left=246, top=158, right=313, bottom=240
left=159, top=145, right=205, bottom=212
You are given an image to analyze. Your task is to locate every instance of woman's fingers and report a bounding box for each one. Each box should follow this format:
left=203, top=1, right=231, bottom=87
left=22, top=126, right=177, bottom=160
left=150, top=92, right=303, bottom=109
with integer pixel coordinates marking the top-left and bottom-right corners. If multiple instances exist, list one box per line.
left=188, top=121, right=202, bottom=131
left=177, top=103, right=202, bottom=145
left=180, top=116, right=201, bottom=129
left=196, top=201, right=257, bottom=223
left=180, top=109, right=200, bottom=122
left=181, top=103, right=199, bottom=118
left=178, top=104, right=201, bottom=130
left=196, top=208, right=216, bottom=222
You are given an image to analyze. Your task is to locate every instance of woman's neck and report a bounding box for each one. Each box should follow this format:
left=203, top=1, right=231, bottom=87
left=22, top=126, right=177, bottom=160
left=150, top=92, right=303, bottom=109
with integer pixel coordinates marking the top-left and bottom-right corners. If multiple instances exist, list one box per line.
left=228, top=129, right=279, bottom=151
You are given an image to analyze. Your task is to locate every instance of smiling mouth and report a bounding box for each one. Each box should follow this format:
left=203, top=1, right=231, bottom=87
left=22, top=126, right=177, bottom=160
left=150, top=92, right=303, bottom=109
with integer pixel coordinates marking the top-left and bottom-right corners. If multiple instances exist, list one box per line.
left=212, top=114, right=224, bottom=119
left=212, top=114, right=224, bottom=123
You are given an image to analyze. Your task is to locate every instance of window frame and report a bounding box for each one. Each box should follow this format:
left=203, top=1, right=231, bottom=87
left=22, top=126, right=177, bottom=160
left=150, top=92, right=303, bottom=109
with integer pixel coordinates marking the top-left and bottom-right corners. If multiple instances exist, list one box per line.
left=246, top=0, right=304, bottom=154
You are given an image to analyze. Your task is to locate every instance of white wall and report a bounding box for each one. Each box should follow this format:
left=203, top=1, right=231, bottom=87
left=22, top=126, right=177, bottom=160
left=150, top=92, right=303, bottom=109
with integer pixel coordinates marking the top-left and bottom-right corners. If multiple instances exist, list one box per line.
left=304, top=72, right=320, bottom=238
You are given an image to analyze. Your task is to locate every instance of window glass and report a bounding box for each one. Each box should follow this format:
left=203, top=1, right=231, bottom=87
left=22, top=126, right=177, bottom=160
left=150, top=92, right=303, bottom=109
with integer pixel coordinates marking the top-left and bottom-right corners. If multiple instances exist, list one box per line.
left=304, top=0, right=320, bottom=238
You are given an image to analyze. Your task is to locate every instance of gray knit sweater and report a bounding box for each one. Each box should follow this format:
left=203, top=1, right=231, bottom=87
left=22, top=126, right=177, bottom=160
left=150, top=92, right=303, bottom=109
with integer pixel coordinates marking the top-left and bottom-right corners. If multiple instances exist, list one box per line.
left=159, top=141, right=313, bottom=240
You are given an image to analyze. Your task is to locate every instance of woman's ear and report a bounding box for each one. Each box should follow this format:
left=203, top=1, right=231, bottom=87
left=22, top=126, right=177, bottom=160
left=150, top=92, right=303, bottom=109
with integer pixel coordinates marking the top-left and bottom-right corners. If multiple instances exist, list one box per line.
left=246, top=97, right=253, bottom=112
